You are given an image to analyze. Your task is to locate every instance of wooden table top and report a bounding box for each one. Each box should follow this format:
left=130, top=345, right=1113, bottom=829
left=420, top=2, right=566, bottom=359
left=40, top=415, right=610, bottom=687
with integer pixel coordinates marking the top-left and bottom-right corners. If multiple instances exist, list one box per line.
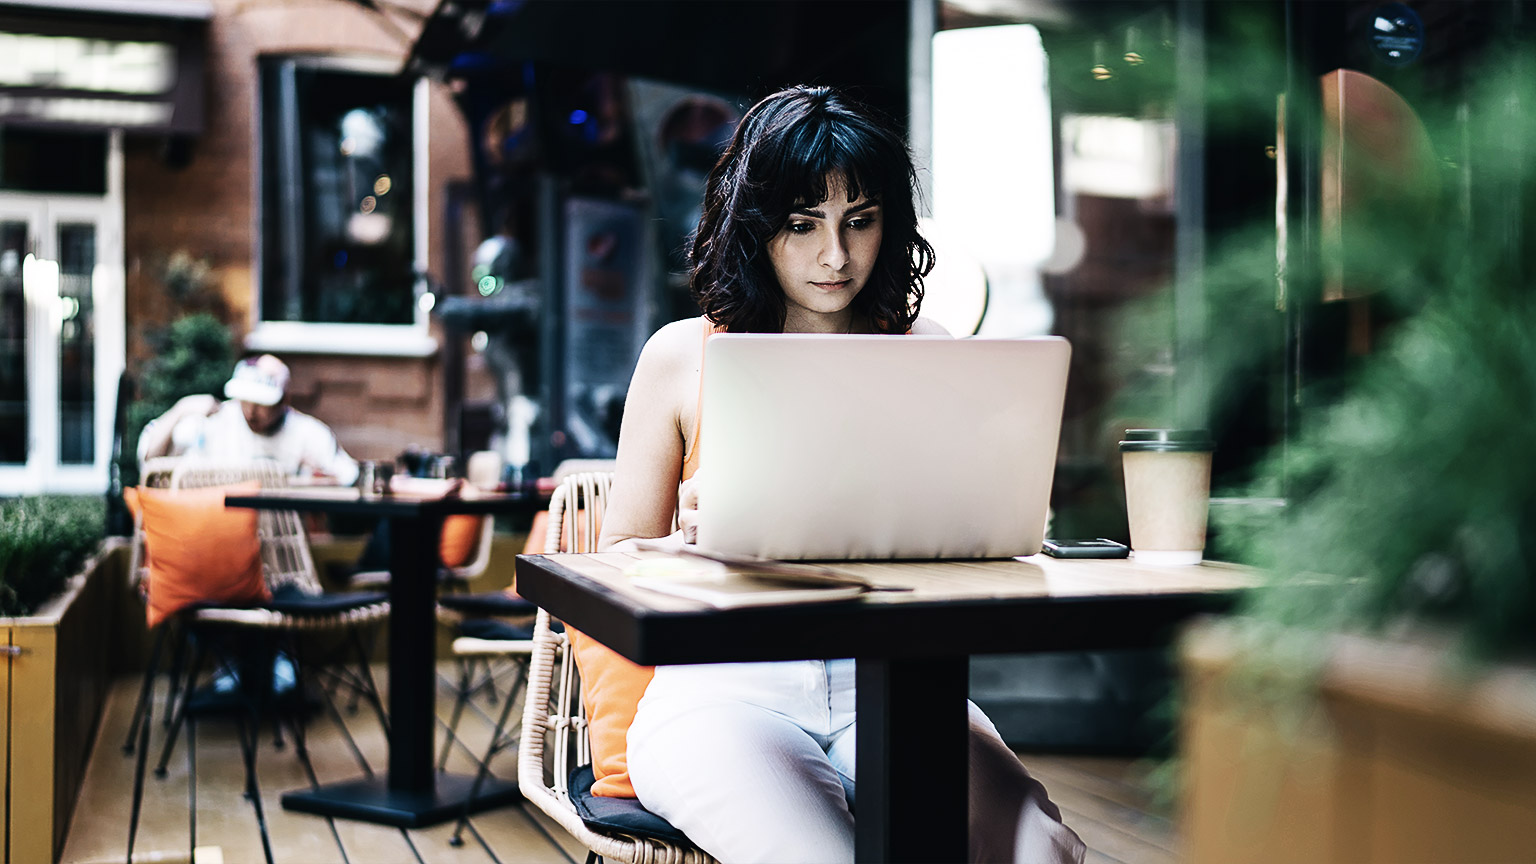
left=516, top=552, right=1260, bottom=665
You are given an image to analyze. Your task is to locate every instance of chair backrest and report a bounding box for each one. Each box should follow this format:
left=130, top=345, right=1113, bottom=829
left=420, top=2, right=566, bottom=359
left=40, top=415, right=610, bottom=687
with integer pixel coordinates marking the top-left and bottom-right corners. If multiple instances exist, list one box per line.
left=551, top=458, right=616, bottom=486
left=437, top=450, right=504, bottom=584
left=445, top=510, right=498, bottom=582
left=520, top=471, right=715, bottom=863
left=127, top=457, right=184, bottom=588
left=544, top=471, right=611, bottom=555
left=168, top=458, right=321, bottom=596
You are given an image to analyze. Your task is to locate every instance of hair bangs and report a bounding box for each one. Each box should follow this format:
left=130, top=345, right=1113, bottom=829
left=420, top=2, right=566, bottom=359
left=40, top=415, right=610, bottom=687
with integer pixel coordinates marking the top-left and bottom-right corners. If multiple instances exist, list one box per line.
left=767, top=121, right=886, bottom=218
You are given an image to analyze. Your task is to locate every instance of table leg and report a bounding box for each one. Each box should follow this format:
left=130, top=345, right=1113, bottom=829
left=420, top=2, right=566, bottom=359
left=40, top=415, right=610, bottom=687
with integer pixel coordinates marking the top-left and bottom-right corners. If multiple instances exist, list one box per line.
left=856, top=656, right=969, bottom=864
left=280, top=513, right=519, bottom=827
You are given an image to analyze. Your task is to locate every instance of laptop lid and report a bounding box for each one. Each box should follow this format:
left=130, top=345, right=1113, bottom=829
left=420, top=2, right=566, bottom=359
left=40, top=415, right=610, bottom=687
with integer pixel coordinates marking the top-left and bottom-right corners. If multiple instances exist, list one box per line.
left=695, top=334, right=1071, bottom=560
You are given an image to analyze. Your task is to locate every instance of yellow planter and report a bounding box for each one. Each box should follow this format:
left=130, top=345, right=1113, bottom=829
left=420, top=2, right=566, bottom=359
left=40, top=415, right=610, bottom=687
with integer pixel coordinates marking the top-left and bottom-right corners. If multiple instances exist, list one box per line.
left=1181, top=620, right=1536, bottom=864
left=1, top=539, right=126, bottom=864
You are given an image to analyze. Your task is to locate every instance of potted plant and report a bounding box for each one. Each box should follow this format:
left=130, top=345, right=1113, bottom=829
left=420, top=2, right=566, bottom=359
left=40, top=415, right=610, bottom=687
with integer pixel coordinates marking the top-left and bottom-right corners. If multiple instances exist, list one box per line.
left=0, top=496, right=123, bottom=863
left=1176, top=47, right=1536, bottom=864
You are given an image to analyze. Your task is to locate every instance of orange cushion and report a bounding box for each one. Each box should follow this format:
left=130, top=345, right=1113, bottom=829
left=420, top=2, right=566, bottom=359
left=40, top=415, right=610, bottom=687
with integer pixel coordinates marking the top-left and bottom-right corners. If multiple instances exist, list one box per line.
left=528, top=504, right=646, bottom=797
left=138, top=483, right=269, bottom=628
left=568, top=628, right=655, bottom=798
left=439, top=514, right=483, bottom=568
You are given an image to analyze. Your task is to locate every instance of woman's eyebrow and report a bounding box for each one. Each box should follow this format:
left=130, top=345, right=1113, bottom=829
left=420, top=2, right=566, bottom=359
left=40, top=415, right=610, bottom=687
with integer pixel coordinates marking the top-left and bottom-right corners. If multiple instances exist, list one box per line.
left=790, top=199, right=882, bottom=218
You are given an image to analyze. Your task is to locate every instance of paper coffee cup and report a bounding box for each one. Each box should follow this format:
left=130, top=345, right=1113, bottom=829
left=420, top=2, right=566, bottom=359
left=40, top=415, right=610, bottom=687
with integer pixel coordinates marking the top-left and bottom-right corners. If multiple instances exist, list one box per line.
left=1120, top=429, right=1213, bottom=566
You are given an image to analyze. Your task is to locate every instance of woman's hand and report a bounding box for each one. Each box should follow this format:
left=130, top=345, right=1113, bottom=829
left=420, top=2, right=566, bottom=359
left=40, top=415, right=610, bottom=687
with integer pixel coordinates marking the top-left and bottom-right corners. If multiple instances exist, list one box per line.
left=677, top=471, right=702, bottom=544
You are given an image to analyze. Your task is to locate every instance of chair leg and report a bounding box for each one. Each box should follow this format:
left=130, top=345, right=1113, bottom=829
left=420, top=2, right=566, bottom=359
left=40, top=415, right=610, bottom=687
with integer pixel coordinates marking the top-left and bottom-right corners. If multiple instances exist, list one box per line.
left=235, top=708, right=277, bottom=864
left=156, top=638, right=210, bottom=778
left=449, top=662, right=527, bottom=847
left=186, top=706, right=198, bottom=858
left=162, top=618, right=188, bottom=727
left=437, top=656, right=477, bottom=772
left=125, top=636, right=160, bottom=862
left=123, top=624, right=169, bottom=755
left=313, top=665, right=376, bottom=778
left=348, top=625, right=390, bottom=740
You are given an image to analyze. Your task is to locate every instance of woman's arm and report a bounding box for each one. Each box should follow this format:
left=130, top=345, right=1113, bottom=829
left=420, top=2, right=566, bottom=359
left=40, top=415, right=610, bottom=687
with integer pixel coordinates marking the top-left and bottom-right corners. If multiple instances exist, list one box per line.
left=597, top=320, right=697, bottom=551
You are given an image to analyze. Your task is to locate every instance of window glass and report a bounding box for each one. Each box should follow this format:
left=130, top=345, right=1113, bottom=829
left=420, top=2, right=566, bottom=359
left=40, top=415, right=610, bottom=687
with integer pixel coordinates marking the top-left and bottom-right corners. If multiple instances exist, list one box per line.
left=57, top=222, right=95, bottom=464
left=260, top=59, right=416, bottom=325
left=0, top=129, right=107, bottom=194
left=0, top=222, right=26, bottom=464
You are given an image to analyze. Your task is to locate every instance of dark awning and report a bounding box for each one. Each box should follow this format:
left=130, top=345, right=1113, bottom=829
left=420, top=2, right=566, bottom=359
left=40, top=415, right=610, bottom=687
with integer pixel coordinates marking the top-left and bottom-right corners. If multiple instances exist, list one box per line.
left=407, top=0, right=910, bottom=121
left=0, top=0, right=211, bottom=135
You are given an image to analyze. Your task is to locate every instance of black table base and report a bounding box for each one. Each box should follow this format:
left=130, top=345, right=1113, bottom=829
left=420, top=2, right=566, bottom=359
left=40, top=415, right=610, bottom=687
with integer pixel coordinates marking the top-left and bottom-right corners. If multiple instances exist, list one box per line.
left=281, top=774, right=521, bottom=829
left=856, top=657, right=968, bottom=864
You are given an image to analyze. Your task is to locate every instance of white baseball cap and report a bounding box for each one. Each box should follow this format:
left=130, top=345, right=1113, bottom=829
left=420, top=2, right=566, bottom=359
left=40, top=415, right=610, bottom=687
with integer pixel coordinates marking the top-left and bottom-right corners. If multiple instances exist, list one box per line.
left=224, top=354, right=290, bottom=406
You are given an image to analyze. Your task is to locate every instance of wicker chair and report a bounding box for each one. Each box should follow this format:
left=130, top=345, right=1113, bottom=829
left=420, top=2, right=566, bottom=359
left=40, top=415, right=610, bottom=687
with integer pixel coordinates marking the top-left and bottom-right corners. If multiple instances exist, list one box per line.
left=125, top=458, right=391, bottom=864
left=120, top=456, right=183, bottom=754
left=510, top=471, right=718, bottom=864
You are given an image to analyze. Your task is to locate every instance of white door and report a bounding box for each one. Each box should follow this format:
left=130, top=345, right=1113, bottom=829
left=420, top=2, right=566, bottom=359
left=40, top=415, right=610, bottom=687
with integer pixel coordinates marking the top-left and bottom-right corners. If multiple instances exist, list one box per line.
left=0, top=194, right=125, bottom=495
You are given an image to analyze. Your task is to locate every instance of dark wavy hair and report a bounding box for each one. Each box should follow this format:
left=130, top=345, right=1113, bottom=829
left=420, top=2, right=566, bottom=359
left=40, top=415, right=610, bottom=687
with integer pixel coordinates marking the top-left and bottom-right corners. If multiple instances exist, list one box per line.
left=689, top=85, right=934, bottom=333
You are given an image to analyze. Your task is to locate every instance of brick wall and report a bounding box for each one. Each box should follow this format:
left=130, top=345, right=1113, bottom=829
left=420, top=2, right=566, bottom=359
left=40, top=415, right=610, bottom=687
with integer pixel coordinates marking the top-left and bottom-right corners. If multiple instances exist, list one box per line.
left=123, top=0, right=473, bottom=461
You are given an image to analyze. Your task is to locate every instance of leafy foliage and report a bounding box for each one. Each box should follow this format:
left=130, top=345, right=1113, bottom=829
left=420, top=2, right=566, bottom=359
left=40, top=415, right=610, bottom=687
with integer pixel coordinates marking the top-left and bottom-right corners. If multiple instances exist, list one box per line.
left=1210, top=49, right=1536, bottom=663
left=0, top=496, right=105, bottom=616
left=120, top=314, right=234, bottom=488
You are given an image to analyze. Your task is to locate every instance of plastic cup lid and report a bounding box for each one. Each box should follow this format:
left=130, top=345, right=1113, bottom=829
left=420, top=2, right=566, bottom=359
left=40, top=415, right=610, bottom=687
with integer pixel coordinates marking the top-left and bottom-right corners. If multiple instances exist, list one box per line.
left=1119, top=429, right=1214, bottom=452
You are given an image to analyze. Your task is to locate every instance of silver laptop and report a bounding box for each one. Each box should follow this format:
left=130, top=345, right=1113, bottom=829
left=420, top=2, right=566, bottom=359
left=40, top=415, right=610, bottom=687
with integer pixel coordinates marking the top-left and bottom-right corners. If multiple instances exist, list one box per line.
left=695, top=334, right=1071, bottom=560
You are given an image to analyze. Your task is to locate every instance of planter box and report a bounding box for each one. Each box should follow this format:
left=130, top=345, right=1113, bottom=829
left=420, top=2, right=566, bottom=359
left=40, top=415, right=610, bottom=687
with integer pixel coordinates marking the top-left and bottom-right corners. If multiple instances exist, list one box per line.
left=1, top=538, right=127, bottom=864
left=1181, top=620, right=1536, bottom=864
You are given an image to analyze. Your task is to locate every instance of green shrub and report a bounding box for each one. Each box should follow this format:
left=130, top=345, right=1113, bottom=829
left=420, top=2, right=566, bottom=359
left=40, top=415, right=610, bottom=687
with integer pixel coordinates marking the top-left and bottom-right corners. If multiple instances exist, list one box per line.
left=120, top=313, right=234, bottom=488
left=0, top=496, right=106, bottom=616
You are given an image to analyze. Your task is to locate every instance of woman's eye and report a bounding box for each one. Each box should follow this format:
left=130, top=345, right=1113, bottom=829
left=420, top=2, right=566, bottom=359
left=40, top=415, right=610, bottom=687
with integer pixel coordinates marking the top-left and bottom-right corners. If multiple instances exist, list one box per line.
left=848, top=216, right=878, bottom=230
left=786, top=221, right=815, bottom=234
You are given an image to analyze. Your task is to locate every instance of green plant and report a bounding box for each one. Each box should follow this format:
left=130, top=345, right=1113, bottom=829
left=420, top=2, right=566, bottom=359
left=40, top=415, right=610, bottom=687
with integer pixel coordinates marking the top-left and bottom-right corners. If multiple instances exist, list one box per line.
left=0, top=496, right=106, bottom=616
left=120, top=313, right=234, bottom=488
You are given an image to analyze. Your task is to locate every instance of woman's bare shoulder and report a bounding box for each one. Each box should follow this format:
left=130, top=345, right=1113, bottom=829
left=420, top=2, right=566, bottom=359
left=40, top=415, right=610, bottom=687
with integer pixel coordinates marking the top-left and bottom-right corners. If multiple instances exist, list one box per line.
left=650, top=315, right=712, bottom=345
left=640, top=316, right=711, bottom=366
left=909, top=316, right=952, bottom=336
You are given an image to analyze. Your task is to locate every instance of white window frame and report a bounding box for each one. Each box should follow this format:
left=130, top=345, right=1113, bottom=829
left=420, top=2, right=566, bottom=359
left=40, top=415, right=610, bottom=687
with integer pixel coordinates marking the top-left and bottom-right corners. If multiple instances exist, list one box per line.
left=247, top=56, right=436, bottom=358
left=0, top=130, right=126, bottom=495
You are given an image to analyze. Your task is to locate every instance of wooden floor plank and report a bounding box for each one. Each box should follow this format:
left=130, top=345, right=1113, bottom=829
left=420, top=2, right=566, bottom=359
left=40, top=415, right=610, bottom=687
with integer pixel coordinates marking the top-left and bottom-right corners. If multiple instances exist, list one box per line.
left=66, top=668, right=1179, bottom=864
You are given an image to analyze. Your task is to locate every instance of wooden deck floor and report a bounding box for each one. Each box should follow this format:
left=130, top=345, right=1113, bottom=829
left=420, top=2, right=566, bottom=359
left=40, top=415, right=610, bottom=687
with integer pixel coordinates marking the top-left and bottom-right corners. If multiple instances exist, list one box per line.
left=61, top=665, right=1175, bottom=864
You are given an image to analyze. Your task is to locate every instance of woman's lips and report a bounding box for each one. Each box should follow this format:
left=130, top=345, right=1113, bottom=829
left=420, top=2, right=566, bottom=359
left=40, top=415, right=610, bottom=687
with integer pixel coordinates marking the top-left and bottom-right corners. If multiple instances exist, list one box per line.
left=812, top=279, right=851, bottom=290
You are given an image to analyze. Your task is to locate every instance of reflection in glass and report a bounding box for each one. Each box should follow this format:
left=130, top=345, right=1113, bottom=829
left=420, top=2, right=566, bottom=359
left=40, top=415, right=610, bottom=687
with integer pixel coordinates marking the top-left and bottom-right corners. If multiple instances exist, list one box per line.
left=58, top=223, right=95, bottom=464
left=0, top=222, right=26, bottom=464
left=259, top=61, right=415, bottom=325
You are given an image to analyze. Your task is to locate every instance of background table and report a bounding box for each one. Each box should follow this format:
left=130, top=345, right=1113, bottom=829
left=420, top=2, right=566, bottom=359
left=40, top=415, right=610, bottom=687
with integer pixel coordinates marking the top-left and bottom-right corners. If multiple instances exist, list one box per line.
left=227, top=487, right=532, bottom=828
left=516, top=551, right=1257, bottom=863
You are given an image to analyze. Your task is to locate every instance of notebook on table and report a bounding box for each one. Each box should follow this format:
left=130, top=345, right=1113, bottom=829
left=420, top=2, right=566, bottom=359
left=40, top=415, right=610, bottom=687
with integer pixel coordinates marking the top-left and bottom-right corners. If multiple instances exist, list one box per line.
left=694, top=334, right=1071, bottom=561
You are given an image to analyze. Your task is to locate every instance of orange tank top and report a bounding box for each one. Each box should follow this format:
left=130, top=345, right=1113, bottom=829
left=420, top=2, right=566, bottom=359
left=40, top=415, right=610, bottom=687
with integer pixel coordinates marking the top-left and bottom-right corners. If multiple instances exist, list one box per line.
left=680, top=320, right=726, bottom=482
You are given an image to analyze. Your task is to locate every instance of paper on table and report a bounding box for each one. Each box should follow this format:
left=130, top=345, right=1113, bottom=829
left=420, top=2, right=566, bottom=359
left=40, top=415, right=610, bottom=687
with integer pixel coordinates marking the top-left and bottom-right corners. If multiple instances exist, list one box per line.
left=623, top=555, right=871, bottom=609
left=630, top=539, right=876, bottom=589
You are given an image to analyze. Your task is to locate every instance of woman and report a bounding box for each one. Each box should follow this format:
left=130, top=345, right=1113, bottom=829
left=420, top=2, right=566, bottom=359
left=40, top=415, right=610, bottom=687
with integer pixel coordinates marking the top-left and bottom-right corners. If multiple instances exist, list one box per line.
left=598, top=85, right=1085, bottom=864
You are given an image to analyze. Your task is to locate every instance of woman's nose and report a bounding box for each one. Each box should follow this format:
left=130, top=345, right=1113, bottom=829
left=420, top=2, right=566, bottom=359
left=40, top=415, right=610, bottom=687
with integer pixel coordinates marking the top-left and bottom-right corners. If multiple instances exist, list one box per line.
left=820, top=231, right=850, bottom=270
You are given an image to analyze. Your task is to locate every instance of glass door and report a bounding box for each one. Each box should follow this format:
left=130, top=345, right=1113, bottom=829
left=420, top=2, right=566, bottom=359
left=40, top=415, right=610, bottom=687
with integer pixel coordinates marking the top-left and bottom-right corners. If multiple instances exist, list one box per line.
left=0, top=197, right=123, bottom=494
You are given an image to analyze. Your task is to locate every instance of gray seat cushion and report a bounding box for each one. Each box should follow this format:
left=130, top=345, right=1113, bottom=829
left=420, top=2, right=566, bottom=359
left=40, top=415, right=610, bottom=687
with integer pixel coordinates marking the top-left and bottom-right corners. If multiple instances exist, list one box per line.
left=568, top=763, right=692, bottom=846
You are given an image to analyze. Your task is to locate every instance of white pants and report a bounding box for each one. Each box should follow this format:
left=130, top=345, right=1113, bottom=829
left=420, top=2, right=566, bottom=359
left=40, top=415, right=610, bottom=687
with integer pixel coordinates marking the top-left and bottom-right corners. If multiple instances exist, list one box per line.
left=626, top=660, right=1086, bottom=864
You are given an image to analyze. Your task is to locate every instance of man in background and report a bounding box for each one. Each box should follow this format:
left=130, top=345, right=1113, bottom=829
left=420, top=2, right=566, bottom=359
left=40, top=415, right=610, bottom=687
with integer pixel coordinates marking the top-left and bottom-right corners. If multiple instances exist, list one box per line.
left=137, top=353, right=358, bottom=485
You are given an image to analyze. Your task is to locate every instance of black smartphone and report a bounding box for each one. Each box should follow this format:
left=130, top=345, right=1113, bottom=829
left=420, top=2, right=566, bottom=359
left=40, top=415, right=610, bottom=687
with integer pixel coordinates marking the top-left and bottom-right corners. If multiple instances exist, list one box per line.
left=1040, top=538, right=1130, bottom=559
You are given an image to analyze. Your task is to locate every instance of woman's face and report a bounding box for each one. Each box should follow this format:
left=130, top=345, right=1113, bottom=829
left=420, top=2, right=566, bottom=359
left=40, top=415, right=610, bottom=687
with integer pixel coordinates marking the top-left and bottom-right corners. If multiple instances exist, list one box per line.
left=767, top=173, right=883, bottom=330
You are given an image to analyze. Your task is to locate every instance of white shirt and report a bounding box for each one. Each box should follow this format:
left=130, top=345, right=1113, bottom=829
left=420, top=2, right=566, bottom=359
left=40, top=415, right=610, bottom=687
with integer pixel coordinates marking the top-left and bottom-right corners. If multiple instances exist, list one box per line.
left=140, top=400, right=359, bottom=485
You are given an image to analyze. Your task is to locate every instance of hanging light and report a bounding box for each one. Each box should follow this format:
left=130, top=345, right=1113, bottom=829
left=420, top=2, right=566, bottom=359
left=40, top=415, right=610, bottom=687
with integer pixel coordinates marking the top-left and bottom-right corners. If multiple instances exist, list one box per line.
left=1091, top=39, right=1113, bottom=80
left=1123, top=25, right=1144, bottom=65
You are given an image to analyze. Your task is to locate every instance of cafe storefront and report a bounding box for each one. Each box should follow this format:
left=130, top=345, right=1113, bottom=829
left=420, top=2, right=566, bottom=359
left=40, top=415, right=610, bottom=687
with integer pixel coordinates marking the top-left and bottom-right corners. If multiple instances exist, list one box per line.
left=0, top=0, right=208, bottom=495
